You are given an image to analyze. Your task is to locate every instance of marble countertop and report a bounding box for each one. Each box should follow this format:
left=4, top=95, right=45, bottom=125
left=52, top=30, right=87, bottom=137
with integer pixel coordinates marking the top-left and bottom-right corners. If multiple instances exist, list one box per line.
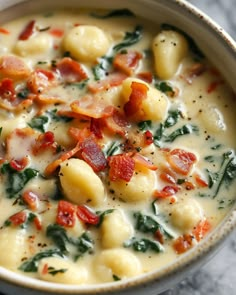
left=161, top=1, right=236, bottom=295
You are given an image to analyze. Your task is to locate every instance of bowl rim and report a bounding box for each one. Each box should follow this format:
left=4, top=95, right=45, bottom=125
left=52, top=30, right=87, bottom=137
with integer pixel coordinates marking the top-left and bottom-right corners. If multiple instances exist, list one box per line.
left=0, top=0, right=235, bottom=294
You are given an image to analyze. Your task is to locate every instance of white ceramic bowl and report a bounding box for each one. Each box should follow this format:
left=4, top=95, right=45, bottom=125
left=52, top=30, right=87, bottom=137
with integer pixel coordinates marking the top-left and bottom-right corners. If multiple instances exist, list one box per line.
left=0, top=0, right=235, bottom=295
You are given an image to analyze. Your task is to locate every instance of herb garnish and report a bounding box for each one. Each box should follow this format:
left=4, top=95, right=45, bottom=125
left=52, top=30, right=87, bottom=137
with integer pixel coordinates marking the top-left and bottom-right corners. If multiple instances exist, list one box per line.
left=47, top=267, right=68, bottom=276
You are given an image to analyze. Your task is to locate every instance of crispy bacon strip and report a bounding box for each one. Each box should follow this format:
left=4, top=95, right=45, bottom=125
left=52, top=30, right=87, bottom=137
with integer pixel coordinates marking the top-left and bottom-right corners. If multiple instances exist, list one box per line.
left=88, top=72, right=127, bottom=93
left=79, top=136, right=107, bottom=172
left=108, top=153, right=135, bottom=182
left=70, top=96, right=114, bottom=119
left=101, top=108, right=129, bottom=137
left=27, top=69, right=55, bottom=94
left=153, top=185, right=179, bottom=199
left=56, top=57, right=88, bottom=83
left=113, top=51, right=142, bottom=75
left=44, top=142, right=80, bottom=176
left=0, top=55, right=31, bottom=80
left=18, top=20, right=35, bottom=40
left=124, top=81, right=148, bottom=117
left=167, top=148, right=197, bottom=176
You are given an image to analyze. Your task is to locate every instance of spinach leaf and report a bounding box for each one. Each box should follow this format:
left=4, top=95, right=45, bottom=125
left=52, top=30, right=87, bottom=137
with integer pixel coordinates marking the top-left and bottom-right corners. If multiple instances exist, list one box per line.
left=91, top=9, right=134, bottom=19
left=17, top=88, right=30, bottom=99
left=46, top=224, right=69, bottom=253
left=134, top=212, right=174, bottom=239
left=124, top=237, right=164, bottom=253
left=1, top=163, right=38, bottom=198
left=105, top=142, right=121, bottom=157
left=137, top=120, right=152, bottom=131
left=164, top=109, right=181, bottom=128
left=46, top=224, right=94, bottom=260
left=46, top=109, right=73, bottom=123
left=92, top=56, right=113, bottom=80
left=161, top=23, right=205, bottom=59
left=72, top=232, right=94, bottom=260
left=155, top=81, right=174, bottom=95
left=68, top=79, right=89, bottom=90
left=28, top=115, right=48, bottom=132
left=164, top=124, right=199, bottom=142
left=47, top=267, right=68, bottom=276
left=113, top=25, right=143, bottom=52
left=96, top=209, right=114, bottom=227
left=113, top=274, right=121, bottom=281
left=19, top=249, right=64, bottom=272
left=213, top=152, right=236, bottom=198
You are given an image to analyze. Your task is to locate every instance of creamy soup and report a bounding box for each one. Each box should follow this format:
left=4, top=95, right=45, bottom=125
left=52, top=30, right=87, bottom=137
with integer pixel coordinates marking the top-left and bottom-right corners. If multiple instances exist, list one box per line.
left=0, top=8, right=235, bottom=285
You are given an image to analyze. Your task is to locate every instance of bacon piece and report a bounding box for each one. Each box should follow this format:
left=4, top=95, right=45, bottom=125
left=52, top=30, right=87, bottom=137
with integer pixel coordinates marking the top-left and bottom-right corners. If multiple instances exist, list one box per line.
left=207, top=80, right=224, bottom=94
left=0, top=78, right=16, bottom=101
left=88, top=72, right=127, bottom=93
left=144, top=130, right=153, bottom=145
left=0, top=55, right=31, bottom=80
left=159, top=167, right=177, bottom=184
left=136, top=72, right=153, bottom=83
left=76, top=205, right=99, bottom=225
left=194, top=173, right=208, bottom=188
left=22, top=191, right=39, bottom=211
left=79, top=136, right=107, bottom=172
left=56, top=57, right=88, bottom=83
left=44, top=142, right=80, bottom=176
left=108, top=154, right=135, bottom=182
left=9, top=157, right=29, bottom=171
left=192, top=219, right=211, bottom=242
left=68, top=127, right=91, bottom=142
left=56, top=200, right=76, bottom=227
left=0, top=27, right=10, bottom=35
left=49, top=28, right=64, bottom=38
left=32, top=131, right=57, bottom=155
left=0, top=98, right=33, bottom=112
left=27, top=69, right=55, bottom=94
left=9, top=211, right=27, bottom=226
left=167, top=149, right=197, bottom=176
left=155, top=229, right=164, bottom=244
left=70, top=96, right=114, bottom=119
left=113, top=51, right=142, bottom=75
left=34, top=95, right=65, bottom=106
left=173, top=234, right=193, bottom=254
left=124, top=81, right=148, bottom=117
left=101, top=108, right=128, bottom=137
left=153, top=185, right=179, bottom=199
left=18, top=20, right=35, bottom=40
left=90, top=118, right=103, bottom=139
left=33, top=216, right=42, bottom=231
left=133, top=153, right=157, bottom=171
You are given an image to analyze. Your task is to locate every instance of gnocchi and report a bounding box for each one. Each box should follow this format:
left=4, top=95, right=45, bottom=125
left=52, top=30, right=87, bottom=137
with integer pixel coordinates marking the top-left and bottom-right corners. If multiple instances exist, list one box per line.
left=63, top=25, right=110, bottom=62
left=152, top=30, right=189, bottom=79
left=59, top=158, right=105, bottom=206
left=121, top=77, right=169, bottom=121
left=94, top=248, right=142, bottom=282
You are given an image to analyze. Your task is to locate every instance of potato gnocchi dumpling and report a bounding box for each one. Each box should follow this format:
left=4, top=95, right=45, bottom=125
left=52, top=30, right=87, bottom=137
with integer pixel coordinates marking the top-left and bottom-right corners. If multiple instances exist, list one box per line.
left=152, top=30, right=189, bottom=79
left=121, top=77, right=169, bottom=121
left=14, top=33, right=53, bottom=57
left=94, top=248, right=142, bottom=282
left=38, top=257, right=88, bottom=284
left=101, top=210, right=133, bottom=248
left=109, top=167, right=156, bottom=202
left=59, top=158, right=105, bottom=206
left=63, top=25, right=110, bottom=62
left=170, top=199, right=203, bottom=232
left=0, top=228, right=27, bottom=270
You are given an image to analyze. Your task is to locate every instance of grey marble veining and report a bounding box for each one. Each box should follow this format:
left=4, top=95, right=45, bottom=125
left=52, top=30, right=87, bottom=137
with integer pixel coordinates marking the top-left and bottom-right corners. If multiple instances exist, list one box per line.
left=161, top=1, right=236, bottom=295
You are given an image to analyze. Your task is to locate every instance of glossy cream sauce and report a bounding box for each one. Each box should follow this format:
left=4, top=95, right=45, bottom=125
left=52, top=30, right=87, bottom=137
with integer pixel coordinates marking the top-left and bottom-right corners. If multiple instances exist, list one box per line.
left=0, top=9, right=235, bottom=285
